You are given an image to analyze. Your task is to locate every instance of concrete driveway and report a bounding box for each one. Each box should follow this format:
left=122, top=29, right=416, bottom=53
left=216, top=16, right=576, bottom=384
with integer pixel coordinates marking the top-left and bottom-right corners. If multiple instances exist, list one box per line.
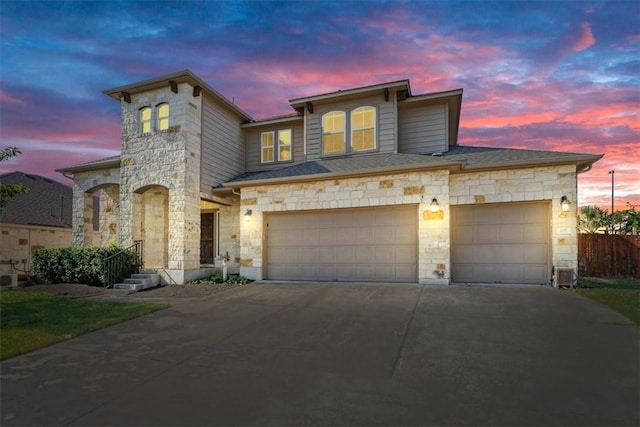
left=1, top=283, right=638, bottom=426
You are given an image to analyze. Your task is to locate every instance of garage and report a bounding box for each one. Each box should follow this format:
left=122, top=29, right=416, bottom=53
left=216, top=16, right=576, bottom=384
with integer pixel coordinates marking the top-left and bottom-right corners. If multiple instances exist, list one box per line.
left=265, top=206, right=417, bottom=282
left=451, top=202, right=551, bottom=284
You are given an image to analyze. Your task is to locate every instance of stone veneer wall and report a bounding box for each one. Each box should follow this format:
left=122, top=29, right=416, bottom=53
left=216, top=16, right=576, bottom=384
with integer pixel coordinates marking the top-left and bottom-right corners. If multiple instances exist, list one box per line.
left=99, top=186, right=119, bottom=246
left=219, top=201, right=241, bottom=271
left=239, top=164, right=579, bottom=283
left=449, top=164, right=579, bottom=271
left=239, top=170, right=450, bottom=284
left=118, top=82, right=202, bottom=282
left=71, top=167, right=120, bottom=247
left=0, top=224, right=72, bottom=275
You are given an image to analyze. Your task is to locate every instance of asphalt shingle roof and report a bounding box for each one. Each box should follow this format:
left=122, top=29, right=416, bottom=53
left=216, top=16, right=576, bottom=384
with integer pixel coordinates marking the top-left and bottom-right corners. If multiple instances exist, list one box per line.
left=0, top=172, right=73, bottom=228
left=223, top=145, right=602, bottom=186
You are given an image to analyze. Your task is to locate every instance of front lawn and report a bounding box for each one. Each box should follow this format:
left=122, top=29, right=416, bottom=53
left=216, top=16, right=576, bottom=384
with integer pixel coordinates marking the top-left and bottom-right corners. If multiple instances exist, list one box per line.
left=577, top=277, right=640, bottom=325
left=0, top=291, right=168, bottom=360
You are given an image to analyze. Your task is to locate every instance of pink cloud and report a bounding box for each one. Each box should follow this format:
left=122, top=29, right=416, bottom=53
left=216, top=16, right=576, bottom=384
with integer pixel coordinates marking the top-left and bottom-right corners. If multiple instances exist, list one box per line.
left=0, top=90, right=25, bottom=105
left=572, top=22, right=596, bottom=52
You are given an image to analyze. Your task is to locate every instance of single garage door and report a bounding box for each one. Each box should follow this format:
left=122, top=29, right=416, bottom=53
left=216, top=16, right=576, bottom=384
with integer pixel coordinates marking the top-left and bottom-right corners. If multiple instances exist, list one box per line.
left=451, top=202, right=550, bottom=284
left=265, top=206, right=417, bottom=282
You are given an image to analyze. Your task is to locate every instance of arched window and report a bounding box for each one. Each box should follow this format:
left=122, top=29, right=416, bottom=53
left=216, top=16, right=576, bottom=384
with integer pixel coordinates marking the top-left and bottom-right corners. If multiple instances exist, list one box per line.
left=157, top=103, right=169, bottom=131
left=140, top=107, right=152, bottom=134
left=322, top=111, right=346, bottom=155
left=351, top=106, right=376, bottom=151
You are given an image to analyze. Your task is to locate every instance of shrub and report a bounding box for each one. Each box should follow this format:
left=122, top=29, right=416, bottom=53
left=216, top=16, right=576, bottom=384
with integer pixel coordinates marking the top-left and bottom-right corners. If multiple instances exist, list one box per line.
left=32, top=245, right=141, bottom=287
left=190, top=273, right=251, bottom=285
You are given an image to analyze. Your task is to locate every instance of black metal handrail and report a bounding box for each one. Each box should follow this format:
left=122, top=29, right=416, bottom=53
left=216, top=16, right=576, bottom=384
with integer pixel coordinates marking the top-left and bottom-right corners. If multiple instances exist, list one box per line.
left=102, top=240, right=143, bottom=288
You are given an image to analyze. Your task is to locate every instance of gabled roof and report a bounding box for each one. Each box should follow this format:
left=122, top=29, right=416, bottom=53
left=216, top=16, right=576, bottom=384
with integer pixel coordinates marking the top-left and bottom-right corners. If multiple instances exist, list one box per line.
left=0, top=172, right=72, bottom=228
left=56, top=155, right=120, bottom=175
left=219, top=146, right=603, bottom=188
left=241, top=113, right=303, bottom=128
left=289, top=80, right=411, bottom=108
left=103, top=69, right=253, bottom=122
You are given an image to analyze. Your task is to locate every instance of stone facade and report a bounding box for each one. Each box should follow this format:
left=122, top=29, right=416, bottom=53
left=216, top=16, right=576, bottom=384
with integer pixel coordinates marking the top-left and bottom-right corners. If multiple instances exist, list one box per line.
left=61, top=71, right=597, bottom=286
left=449, top=164, right=579, bottom=270
left=0, top=224, right=73, bottom=276
left=238, top=164, right=579, bottom=283
left=239, top=170, right=450, bottom=284
left=113, top=82, right=203, bottom=283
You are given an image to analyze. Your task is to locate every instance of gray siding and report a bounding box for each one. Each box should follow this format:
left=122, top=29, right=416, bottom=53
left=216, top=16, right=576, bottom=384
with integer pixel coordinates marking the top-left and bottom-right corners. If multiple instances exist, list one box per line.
left=398, top=103, right=448, bottom=154
left=245, top=121, right=305, bottom=172
left=200, top=94, right=246, bottom=192
left=305, top=92, right=398, bottom=161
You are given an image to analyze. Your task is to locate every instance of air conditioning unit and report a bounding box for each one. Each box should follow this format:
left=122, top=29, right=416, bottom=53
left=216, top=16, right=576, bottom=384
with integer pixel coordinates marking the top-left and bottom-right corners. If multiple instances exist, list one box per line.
left=0, top=273, right=18, bottom=287
left=553, top=268, right=575, bottom=289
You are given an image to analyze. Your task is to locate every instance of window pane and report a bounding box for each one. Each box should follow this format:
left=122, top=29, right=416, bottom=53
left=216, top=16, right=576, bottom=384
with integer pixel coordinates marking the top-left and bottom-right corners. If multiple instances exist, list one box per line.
left=323, top=133, right=345, bottom=154
left=157, top=104, right=169, bottom=131
left=158, top=118, right=169, bottom=131
left=351, top=107, right=376, bottom=151
left=157, top=104, right=169, bottom=117
left=261, top=132, right=274, bottom=162
left=322, top=111, right=345, bottom=154
left=262, top=132, right=274, bottom=147
left=263, top=147, right=274, bottom=162
left=278, top=129, right=291, bottom=161
left=140, top=108, right=151, bottom=134
left=352, top=129, right=374, bottom=151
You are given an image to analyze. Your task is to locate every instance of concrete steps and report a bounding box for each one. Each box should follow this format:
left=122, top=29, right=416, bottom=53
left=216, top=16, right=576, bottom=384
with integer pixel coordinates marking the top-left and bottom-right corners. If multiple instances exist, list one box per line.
left=113, top=272, right=160, bottom=291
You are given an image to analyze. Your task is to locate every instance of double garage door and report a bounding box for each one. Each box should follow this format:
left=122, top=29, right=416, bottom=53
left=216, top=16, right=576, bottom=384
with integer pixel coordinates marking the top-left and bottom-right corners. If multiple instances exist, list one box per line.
left=451, top=202, right=551, bottom=284
left=264, top=202, right=550, bottom=284
left=265, top=206, right=417, bottom=282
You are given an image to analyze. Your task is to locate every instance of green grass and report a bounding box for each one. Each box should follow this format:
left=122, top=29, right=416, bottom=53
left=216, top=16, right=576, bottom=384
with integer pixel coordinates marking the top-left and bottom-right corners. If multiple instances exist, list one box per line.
left=577, top=277, right=640, bottom=325
left=0, top=291, right=168, bottom=360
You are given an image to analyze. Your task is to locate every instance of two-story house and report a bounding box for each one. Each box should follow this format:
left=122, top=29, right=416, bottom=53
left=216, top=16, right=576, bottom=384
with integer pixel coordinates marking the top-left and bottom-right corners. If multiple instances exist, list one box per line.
left=58, top=70, right=602, bottom=285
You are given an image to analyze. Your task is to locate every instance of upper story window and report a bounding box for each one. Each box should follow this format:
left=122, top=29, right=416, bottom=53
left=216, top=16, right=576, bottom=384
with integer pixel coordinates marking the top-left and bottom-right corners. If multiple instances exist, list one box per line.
left=351, top=106, right=376, bottom=152
left=278, top=129, right=292, bottom=161
left=157, top=103, right=169, bottom=131
left=140, top=107, right=152, bottom=134
left=322, top=111, right=346, bottom=155
left=261, top=132, right=274, bottom=163
left=261, top=128, right=292, bottom=163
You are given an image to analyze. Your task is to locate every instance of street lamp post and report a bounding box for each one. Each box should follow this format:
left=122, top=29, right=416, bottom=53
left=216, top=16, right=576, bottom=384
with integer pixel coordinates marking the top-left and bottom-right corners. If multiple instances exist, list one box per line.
left=608, top=170, right=615, bottom=213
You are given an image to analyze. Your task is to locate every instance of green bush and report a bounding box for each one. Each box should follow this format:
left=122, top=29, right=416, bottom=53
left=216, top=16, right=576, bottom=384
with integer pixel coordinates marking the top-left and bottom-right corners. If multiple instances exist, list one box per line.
left=190, top=273, right=251, bottom=285
left=32, top=246, right=141, bottom=287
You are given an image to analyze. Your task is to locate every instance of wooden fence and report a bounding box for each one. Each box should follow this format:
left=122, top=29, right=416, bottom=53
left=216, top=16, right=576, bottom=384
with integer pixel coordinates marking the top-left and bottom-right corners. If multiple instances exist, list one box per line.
left=578, top=234, right=640, bottom=279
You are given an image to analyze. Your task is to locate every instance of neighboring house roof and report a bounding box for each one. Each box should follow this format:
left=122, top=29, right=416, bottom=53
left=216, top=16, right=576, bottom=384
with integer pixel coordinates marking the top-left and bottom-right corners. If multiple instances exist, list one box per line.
left=220, top=146, right=603, bottom=188
left=103, top=69, right=253, bottom=122
left=0, top=172, right=73, bottom=228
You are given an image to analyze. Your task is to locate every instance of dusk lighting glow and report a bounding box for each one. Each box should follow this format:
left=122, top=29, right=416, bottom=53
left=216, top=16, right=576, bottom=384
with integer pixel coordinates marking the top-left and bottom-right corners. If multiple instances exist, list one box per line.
left=0, top=1, right=638, bottom=210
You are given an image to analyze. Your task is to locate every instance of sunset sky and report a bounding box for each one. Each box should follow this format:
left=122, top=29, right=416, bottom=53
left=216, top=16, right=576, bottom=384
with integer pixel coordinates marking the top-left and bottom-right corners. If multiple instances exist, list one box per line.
left=0, top=0, right=638, bottom=211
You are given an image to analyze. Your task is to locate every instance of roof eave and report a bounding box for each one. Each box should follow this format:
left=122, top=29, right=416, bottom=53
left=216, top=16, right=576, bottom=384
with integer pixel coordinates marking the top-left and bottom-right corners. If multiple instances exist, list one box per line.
left=56, top=157, right=121, bottom=175
left=241, top=114, right=303, bottom=128
left=102, top=69, right=253, bottom=122
left=289, top=79, right=411, bottom=108
left=220, top=160, right=464, bottom=189
left=455, top=153, right=604, bottom=173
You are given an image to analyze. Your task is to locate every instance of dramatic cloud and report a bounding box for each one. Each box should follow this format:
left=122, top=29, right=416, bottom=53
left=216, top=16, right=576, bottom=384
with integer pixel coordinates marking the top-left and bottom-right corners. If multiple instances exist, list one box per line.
left=1, top=0, right=638, bottom=210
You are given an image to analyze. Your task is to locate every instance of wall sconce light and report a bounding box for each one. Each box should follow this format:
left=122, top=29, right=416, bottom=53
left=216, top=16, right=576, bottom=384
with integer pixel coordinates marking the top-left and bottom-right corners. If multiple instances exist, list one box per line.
left=430, top=197, right=440, bottom=213
left=560, top=196, right=571, bottom=212
left=244, top=209, right=252, bottom=222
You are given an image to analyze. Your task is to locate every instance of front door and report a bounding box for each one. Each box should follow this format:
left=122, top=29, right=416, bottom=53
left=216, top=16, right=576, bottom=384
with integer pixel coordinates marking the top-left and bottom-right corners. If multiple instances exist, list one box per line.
left=200, top=212, right=215, bottom=264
